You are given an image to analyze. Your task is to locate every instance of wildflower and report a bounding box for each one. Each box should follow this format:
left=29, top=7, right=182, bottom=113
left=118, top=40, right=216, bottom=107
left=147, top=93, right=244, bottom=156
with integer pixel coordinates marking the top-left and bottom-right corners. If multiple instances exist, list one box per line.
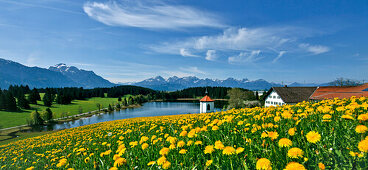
left=222, top=146, right=236, bottom=155
left=159, top=147, right=170, bottom=156
left=147, top=161, right=156, bottom=166
left=341, top=115, right=354, bottom=120
left=358, top=139, right=368, bottom=152
left=26, top=167, right=35, bottom=170
left=268, top=131, right=279, bottom=140
left=358, top=114, right=368, bottom=121
left=204, top=145, right=215, bottom=154
left=114, top=157, right=127, bottom=167
left=256, top=158, right=272, bottom=170
left=109, top=167, right=118, bottom=170
left=162, top=161, right=171, bottom=169
left=215, top=141, right=225, bottom=150
left=157, top=156, right=167, bottom=165
left=274, top=116, right=281, bottom=122
left=169, top=144, right=176, bottom=150
left=236, top=147, right=244, bottom=154
left=212, top=126, right=219, bottom=130
left=187, top=140, right=194, bottom=146
left=349, top=151, right=356, bottom=157
left=278, top=138, right=292, bottom=147
left=141, top=143, right=149, bottom=150
left=179, top=131, right=187, bottom=136
left=288, top=128, right=296, bottom=136
left=206, top=160, right=213, bottom=167
left=179, top=149, right=187, bottom=154
left=306, top=131, right=321, bottom=143
left=318, top=162, right=325, bottom=170
left=177, top=141, right=185, bottom=147
left=355, top=125, right=368, bottom=133
left=322, top=114, right=332, bottom=120
left=261, top=132, right=268, bottom=138
left=284, top=162, right=306, bottom=170
left=195, top=141, right=202, bottom=145
left=129, top=141, right=138, bottom=148
left=84, top=157, right=90, bottom=163
left=287, top=147, right=304, bottom=158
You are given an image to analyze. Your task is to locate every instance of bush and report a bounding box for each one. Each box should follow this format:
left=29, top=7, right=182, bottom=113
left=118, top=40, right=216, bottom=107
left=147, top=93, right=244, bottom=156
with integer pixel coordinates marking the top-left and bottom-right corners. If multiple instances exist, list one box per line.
left=42, top=108, right=53, bottom=122
left=30, top=110, right=43, bottom=125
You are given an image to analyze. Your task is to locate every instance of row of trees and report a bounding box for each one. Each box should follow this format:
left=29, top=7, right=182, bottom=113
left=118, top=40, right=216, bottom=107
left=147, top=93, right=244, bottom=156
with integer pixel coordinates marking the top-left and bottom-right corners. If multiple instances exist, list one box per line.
left=29, top=108, right=53, bottom=125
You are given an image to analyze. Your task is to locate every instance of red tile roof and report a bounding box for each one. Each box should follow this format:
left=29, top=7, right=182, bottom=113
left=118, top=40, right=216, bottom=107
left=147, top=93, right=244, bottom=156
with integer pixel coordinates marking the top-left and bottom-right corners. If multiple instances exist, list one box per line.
left=200, top=95, right=214, bottom=102
left=310, top=83, right=368, bottom=100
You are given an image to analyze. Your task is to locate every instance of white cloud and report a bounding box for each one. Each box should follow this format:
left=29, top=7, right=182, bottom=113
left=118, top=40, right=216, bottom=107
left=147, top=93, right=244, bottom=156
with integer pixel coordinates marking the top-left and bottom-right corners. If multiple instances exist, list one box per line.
left=179, top=66, right=206, bottom=74
left=299, top=43, right=330, bottom=54
left=228, top=50, right=261, bottom=64
left=272, top=51, right=286, bottom=63
left=83, top=1, right=224, bottom=29
left=180, top=48, right=198, bottom=57
left=205, top=50, right=217, bottom=61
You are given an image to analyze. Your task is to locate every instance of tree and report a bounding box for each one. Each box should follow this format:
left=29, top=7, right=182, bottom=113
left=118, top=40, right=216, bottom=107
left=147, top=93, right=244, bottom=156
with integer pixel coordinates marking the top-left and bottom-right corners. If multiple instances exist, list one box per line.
left=43, top=92, right=54, bottom=107
left=122, top=98, right=127, bottom=106
left=96, top=103, right=101, bottom=111
left=30, top=110, right=43, bottom=125
left=118, top=96, right=122, bottom=102
left=42, top=108, right=53, bottom=122
left=17, top=94, right=30, bottom=109
left=28, top=88, right=41, bottom=104
left=108, top=104, right=113, bottom=111
left=116, top=103, right=121, bottom=110
left=5, top=92, right=17, bottom=111
left=227, top=88, right=256, bottom=109
left=0, top=90, right=5, bottom=110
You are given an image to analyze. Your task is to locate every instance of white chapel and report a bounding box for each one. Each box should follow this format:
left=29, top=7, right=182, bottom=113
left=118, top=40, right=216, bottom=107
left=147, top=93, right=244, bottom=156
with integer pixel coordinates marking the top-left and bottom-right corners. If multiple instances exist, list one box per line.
left=200, top=90, right=214, bottom=113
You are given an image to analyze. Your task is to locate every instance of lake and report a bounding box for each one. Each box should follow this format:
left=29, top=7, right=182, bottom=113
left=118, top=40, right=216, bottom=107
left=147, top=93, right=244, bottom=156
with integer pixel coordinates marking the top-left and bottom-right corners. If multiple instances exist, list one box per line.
left=33, top=101, right=224, bottom=131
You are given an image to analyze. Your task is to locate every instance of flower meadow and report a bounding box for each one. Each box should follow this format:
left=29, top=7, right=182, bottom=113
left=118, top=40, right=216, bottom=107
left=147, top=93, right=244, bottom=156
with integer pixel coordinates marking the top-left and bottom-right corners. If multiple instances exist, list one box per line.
left=1, top=97, right=368, bottom=170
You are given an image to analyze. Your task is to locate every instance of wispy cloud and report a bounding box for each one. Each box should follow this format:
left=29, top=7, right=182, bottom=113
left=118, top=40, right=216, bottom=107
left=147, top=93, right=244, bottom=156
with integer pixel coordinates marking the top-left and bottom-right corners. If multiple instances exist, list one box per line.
left=299, top=43, right=330, bottom=55
left=180, top=48, right=198, bottom=57
left=272, top=51, right=286, bottom=63
left=150, top=26, right=331, bottom=63
left=83, top=0, right=224, bottom=30
left=0, top=0, right=83, bottom=15
left=179, top=66, right=206, bottom=74
left=228, top=50, right=261, bottom=64
left=205, top=50, right=217, bottom=61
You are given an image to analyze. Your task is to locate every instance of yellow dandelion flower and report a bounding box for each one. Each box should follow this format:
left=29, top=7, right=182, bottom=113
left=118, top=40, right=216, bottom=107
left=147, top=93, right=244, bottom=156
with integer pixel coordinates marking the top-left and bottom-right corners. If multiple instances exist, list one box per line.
left=284, top=162, right=306, bottom=170
left=306, top=131, right=321, bottom=143
left=206, top=160, right=213, bottom=167
left=355, top=125, right=368, bottom=133
left=162, top=161, right=171, bottom=169
left=195, top=141, right=203, bottom=145
left=358, top=139, right=368, bottom=152
left=179, top=149, right=187, bottom=154
left=141, top=143, right=149, bottom=150
left=159, top=147, right=170, bottom=156
left=204, top=145, right=215, bottom=154
left=180, top=130, right=188, bottom=137
left=358, top=114, right=368, bottom=121
left=278, top=138, right=292, bottom=147
left=187, top=140, right=194, bottom=146
left=222, top=146, right=236, bottom=155
left=341, top=115, right=354, bottom=120
left=288, top=128, right=296, bottom=136
left=268, top=131, right=279, bottom=140
left=256, top=158, right=272, bottom=170
left=109, top=167, right=118, bottom=170
left=212, top=126, right=219, bottom=131
left=236, top=147, right=244, bottom=154
left=318, top=162, right=325, bottom=170
left=287, top=147, right=304, bottom=158
left=147, top=161, right=156, bottom=166
left=215, top=141, right=225, bottom=150
left=84, top=157, right=90, bottom=163
left=169, top=144, right=176, bottom=150
left=261, top=132, right=268, bottom=138
left=114, top=157, right=127, bottom=167
left=177, top=141, right=185, bottom=148
left=157, top=156, right=167, bottom=165
left=322, top=114, right=331, bottom=119
left=26, top=167, right=35, bottom=170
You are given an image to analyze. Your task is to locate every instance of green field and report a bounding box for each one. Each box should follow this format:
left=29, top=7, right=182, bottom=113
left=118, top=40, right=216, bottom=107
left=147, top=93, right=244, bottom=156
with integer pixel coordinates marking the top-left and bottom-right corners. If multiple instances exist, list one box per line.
left=0, top=96, right=120, bottom=129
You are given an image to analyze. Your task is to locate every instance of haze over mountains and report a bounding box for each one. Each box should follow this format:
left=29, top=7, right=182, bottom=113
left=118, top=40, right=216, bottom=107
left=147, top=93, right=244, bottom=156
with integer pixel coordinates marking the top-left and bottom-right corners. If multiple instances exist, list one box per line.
left=0, top=58, right=329, bottom=90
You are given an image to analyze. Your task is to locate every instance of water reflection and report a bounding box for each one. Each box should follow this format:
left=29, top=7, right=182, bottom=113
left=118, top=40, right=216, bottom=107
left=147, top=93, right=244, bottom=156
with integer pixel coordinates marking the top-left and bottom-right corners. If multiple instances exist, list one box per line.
left=30, top=102, right=224, bottom=132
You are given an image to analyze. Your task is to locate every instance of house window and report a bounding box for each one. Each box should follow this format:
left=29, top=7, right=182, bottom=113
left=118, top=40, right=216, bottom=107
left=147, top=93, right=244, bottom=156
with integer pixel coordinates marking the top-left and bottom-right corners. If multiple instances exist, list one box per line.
left=207, top=104, right=210, bottom=111
left=271, top=101, right=273, bottom=104
left=277, top=96, right=280, bottom=99
left=273, top=96, right=276, bottom=99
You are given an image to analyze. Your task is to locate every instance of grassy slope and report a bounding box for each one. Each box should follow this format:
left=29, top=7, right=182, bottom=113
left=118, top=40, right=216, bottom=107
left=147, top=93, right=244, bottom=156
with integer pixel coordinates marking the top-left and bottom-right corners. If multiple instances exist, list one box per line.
left=0, top=96, right=120, bottom=129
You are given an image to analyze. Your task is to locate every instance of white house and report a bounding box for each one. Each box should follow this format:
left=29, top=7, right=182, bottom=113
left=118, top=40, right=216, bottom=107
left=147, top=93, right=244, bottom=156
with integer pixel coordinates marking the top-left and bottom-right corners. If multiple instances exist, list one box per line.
left=200, top=95, right=214, bottom=113
left=264, top=86, right=317, bottom=107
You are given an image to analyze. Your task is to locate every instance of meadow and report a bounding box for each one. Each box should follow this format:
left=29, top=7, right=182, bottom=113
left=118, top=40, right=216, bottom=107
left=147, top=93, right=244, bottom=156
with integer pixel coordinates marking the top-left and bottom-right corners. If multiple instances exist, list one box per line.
left=0, top=96, right=119, bottom=129
left=0, top=96, right=367, bottom=169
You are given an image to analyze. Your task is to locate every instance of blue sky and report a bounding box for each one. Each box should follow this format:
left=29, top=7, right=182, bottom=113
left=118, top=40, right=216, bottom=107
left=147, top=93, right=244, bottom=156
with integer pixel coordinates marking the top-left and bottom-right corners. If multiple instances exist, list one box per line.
left=0, top=0, right=367, bottom=84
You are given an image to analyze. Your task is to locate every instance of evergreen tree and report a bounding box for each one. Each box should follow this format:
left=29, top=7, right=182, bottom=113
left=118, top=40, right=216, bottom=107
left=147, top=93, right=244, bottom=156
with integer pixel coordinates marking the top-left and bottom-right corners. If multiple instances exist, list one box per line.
left=123, top=98, right=127, bottom=106
left=5, top=92, right=17, bottom=111
left=43, top=92, right=54, bottom=107
left=96, top=103, right=101, bottom=111
left=255, top=91, right=259, bottom=100
left=118, top=96, right=122, bottom=102
left=42, top=108, right=53, bottom=122
left=28, top=88, right=41, bottom=104
left=18, top=94, right=30, bottom=109
left=115, top=103, right=121, bottom=110
left=30, top=110, right=43, bottom=125
left=0, top=90, right=5, bottom=110
left=108, top=104, right=113, bottom=111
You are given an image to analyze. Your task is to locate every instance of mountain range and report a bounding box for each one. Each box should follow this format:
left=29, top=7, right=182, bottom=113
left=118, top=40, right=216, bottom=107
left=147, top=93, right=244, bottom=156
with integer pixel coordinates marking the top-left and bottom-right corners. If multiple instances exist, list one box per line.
left=0, top=58, right=115, bottom=89
left=128, top=76, right=283, bottom=91
left=0, top=58, right=331, bottom=90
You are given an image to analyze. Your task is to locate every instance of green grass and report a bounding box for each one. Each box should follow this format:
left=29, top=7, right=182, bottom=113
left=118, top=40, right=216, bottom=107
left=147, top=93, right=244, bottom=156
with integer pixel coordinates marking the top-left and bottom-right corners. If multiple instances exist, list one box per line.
left=0, top=96, right=121, bottom=129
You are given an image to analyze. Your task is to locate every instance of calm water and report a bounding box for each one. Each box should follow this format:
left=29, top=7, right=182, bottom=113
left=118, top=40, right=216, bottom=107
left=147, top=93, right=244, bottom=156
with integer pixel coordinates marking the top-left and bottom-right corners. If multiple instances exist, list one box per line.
left=33, top=102, right=223, bottom=132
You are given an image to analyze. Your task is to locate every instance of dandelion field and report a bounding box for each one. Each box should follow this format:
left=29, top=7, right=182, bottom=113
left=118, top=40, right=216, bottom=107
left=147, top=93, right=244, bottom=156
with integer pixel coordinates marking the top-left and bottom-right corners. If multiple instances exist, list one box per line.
left=1, top=97, right=368, bottom=169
